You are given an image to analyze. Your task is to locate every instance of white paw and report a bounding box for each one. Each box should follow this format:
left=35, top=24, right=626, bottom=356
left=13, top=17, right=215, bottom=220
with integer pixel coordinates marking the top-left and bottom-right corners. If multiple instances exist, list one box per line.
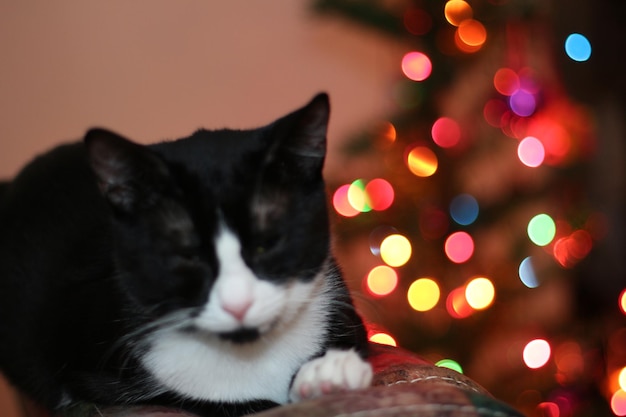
left=289, top=349, right=373, bottom=402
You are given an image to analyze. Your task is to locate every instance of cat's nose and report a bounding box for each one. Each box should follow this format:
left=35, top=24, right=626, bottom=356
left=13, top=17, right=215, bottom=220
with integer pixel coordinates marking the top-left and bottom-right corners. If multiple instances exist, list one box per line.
left=222, top=298, right=253, bottom=322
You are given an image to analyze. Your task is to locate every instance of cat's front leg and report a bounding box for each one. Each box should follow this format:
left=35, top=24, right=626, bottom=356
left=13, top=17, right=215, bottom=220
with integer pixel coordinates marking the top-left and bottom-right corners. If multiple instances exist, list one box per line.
left=289, top=349, right=373, bottom=402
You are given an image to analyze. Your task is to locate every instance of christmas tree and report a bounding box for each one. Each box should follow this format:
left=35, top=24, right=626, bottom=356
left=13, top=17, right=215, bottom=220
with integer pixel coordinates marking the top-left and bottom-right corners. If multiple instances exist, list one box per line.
left=312, top=1, right=626, bottom=416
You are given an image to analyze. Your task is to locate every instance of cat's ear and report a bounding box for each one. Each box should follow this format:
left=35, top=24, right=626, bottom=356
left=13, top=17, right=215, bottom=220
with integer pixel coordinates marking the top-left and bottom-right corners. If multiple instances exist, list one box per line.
left=268, top=93, right=330, bottom=180
left=283, top=93, right=329, bottom=158
left=84, top=128, right=170, bottom=213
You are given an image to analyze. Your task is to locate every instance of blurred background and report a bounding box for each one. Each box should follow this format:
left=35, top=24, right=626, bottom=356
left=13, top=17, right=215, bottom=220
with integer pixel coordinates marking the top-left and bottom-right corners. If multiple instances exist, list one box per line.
left=1, top=1, right=625, bottom=416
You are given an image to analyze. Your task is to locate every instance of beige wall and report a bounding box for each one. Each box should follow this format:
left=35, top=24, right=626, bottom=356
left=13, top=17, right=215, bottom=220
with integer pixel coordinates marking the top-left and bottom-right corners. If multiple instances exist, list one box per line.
left=0, top=1, right=402, bottom=180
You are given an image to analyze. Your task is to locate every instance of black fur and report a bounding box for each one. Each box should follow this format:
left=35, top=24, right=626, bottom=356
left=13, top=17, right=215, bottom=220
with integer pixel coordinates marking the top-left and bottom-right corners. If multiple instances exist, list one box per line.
left=0, top=94, right=367, bottom=416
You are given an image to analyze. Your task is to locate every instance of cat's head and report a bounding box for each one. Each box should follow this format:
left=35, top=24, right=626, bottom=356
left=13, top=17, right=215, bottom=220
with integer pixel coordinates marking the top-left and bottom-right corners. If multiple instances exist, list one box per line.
left=84, top=94, right=333, bottom=343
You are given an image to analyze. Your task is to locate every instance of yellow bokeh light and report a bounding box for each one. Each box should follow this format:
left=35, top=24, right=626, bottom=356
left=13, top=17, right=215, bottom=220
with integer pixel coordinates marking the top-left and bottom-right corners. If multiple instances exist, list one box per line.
left=620, top=289, right=626, bottom=315
left=465, top=277, right=495, bottom=310
left=369, top=332, right=397, bottom=347
left=380, top=234, right=412, bottom=267
left=444, top=0, right=473, bottom=26
left=620, top=367, right=626, bottom=391
left=407, top=146, right=438, bottom=177
left=408, top=278, right=440, bottom=312
left=366, top=265, right=398, bottom=297
left=347, top=179, right=370, bottom=213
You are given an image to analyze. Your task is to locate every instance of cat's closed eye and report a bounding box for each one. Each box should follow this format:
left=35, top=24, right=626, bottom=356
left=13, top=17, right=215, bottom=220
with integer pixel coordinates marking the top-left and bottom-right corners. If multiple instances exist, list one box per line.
left=254, top=234, right=284, bottom=256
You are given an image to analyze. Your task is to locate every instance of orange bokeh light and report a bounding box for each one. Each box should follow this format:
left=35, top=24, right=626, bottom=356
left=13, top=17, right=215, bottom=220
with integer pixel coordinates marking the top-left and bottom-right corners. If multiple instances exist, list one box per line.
left=444, top=0, right=473, bottom=26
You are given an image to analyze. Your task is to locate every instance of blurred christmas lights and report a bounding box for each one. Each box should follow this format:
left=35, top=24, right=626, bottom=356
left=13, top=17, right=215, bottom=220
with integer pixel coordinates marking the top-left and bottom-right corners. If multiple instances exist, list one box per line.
left=365, top=178, right=394, bottom=211
left=611, top=389, right=626, bottom=416
left=619, top=367, right=626, bottom=392
left=444, top=231, right=474, bottom=263
left=369, top=332, right=397, bottom=347
left=431, top=117, right=461, bottom=148
left=565, top=33, right=592, bottom=62
left=444, top=0, right=472, bottom=26
left=407, top=146, right=438, bottom=177
left=446, top=286, right=474, bottom=319
left=333, top=179, right=395, bottom=218
left=365, top=265, right=398, bottom=297
left=319, top=1, right=617, bottom=414
left=436, top=358, right=464, bottom=374
left=519, top=257, right=540, bottom=289
left=517, top=136, right=545, bottom=167
left=407, top=278, right=440, bottom=311
left=527, top=214, right=556, bottom=246
left=465, top=277, right=495, bottom=310
left=449, top=194, right=479, bottom=226
left=380, top=234, right=412, bottom=267
left=619, top=289, right=626, bottom=315
left=332, top=184, right=360, bottom=218
left=401, top=51, right=432, bottom=81
left=509, top=89, right=537, bottom=117
left=493, top=68, right=520, bottom=96
left=523, top=339, right=552, bottom=369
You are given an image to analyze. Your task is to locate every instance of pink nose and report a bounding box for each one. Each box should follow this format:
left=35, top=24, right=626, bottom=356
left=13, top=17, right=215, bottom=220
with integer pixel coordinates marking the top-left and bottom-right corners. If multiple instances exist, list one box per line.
left=222, top=299, right=252, bottom=321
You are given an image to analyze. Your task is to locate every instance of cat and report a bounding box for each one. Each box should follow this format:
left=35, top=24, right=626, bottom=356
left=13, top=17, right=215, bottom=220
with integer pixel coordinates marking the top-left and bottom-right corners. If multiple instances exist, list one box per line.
left=0, top=93, right=372, bottom=417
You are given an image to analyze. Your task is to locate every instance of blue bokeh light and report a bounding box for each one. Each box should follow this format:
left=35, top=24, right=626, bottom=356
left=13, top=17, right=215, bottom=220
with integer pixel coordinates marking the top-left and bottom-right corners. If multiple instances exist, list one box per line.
left=565, top=33, right=591, bottom=62
left=449, top=194, right=479, bottom=226
left=519, top=256, right=540, bottom=288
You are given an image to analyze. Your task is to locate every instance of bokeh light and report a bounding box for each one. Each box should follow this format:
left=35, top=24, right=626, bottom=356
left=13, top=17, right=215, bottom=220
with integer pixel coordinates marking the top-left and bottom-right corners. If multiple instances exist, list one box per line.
left=378, top=121, right=397, bottom=145
left=369, top=332, right=397, bottom=347
left=404, top=7, right=432, bottom=36
left=494, top=68, right=520, bottom=96
left=456, top=19, right=487, bottom=48
left=527, top=214, right=556, bottom=246
left=555, top=341, right=584, bottom=383
left=483, top=99, right=508, bottom=128
left=333, top=184, right=360, bottom=217
left=519, top=256, right=540, bottom=288
left=444, top=231, right=474, bottom=263
left=366, top=265, right=398, bottom=297
left=523, top=339, right=551, bottom=369
left=365, top=178, right=395, bottom=211
left=509, top=89, right=537, bottom=117
left=431, top=117, right=461, bottom=148
left=407, top=146, right=438, bottom=177
left=449, top=193, right=479, bottom=225
left=419, top=205, right=449, bottom=240
left=526, top=116, right=572, bottom=165
left=407, top=278, right=440, bottom=311
left=446, top=286, right=474, bottom=319
left=444, top=0, right=472, bottom=26
left=347, top=179, right=371, bottom=213
left=619, top=366, right=626, bottom=391
left=465, top=277, right=495, bottom=310
left=537, top=402, right=560, bottom=417
left=518, top=136, right=545, bottom=167
left=401, top=51, right=432, bottom=82
left=380, top=234, right=412, bottom=267
left=612, top=389, right=626, bottom=416
left=436, top=359, right=463, bottom=374
left=369, top=225, right=398, bottom=256
left=620, top=289, right=626, bottom=315
left=565, top=33, right=592, bottom=62
left=553, top=230, right=593, bottom=268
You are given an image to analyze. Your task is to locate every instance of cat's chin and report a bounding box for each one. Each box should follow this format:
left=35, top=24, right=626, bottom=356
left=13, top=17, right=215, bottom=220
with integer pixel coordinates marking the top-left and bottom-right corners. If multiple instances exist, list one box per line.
left=218, top=328, right=261, bottom=344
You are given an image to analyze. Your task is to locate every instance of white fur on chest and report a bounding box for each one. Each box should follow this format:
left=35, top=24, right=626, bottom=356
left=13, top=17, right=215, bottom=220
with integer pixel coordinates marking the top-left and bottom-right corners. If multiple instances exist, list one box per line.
left=140, top=229, right=330, bottom=404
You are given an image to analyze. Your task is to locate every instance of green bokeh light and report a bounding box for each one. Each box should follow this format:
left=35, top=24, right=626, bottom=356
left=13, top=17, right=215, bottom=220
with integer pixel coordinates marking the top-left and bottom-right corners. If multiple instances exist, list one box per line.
left=436, top=358, right=464, bottom=374
left=527, top=213, right=556, bottom=246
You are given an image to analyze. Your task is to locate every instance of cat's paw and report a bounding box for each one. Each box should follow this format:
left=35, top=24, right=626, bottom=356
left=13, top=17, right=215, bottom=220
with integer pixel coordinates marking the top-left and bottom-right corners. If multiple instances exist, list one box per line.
left=289, top=349, right=373, bottom=402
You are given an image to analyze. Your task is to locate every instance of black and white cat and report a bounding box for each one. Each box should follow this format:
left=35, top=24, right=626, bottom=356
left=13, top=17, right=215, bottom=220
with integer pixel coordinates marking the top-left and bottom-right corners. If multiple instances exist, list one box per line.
left=0, top=94, right=372, bottom=416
